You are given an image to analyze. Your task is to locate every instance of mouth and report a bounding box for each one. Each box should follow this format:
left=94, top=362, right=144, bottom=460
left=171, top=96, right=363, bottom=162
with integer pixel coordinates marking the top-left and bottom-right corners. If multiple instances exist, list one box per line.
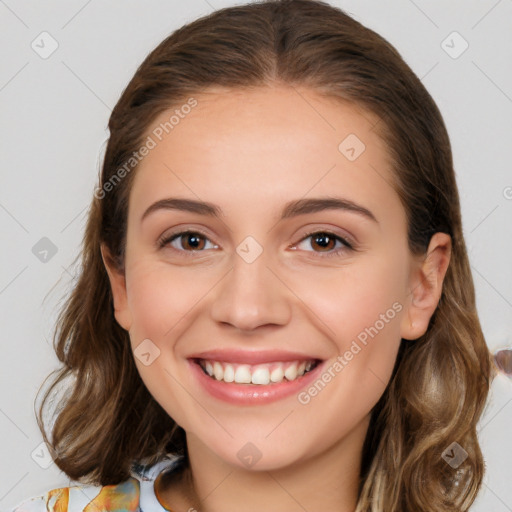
left=187, top=352, right=326, bottom=404
left=195, top=358, right=321, bottom=385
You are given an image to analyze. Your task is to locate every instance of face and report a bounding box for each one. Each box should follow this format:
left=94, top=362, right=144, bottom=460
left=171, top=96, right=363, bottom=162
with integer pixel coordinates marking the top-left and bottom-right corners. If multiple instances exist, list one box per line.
left=104, top=84, right=450, bottom=471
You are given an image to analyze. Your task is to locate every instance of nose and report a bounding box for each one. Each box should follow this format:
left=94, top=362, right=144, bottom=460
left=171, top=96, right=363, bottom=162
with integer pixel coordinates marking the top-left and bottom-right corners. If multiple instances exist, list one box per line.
left=210, top=249, right=292, bottom=332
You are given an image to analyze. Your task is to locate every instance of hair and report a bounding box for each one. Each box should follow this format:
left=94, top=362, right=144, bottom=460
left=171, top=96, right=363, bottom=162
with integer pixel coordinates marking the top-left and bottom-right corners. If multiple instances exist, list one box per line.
left=36, top=1, right=494, bottom=510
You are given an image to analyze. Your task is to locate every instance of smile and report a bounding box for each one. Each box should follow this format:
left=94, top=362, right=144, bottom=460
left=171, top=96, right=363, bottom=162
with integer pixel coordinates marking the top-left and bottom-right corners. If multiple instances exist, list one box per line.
left=198, top=359, right=319, bottom=385
left=188, top=349, right=326, bottom=404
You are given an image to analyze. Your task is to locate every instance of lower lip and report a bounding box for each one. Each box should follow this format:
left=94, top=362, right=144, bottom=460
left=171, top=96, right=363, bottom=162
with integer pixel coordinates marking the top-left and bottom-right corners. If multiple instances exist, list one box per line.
left=188, top=359, right=326, bottom=405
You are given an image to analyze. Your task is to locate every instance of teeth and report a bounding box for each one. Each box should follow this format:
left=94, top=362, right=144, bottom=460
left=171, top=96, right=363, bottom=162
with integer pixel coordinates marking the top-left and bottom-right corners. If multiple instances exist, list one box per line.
left=251, top=367, right=270, bottom=385
left=223, top=364, right=235, bottom=383
left=284, top=363, right=298, bottom=381
left=199, top=359, right=317, bottom=385
left=270, top=366, right=284, bottom=383
left=213, top=361, right=223, bottom=381
left=234, top=364, right=252, bottom=384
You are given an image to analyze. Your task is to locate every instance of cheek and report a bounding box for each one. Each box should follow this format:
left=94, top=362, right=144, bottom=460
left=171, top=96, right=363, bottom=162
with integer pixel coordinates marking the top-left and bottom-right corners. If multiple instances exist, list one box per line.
left=290, top=250, right=408, bottom=414
left=290, top=250, right=408, bottom=347
left=338, top=253, right=408, bottom=377
left=124, top=259, right=214, bottom=340
left=342, top=258, right=407, bottom=344
left=123, top=260, right=206, bottom=429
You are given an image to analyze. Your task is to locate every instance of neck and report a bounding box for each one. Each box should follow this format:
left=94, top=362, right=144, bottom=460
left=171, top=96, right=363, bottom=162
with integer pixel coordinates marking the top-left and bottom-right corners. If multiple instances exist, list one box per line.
left=158, top=416, right=370, bottom=512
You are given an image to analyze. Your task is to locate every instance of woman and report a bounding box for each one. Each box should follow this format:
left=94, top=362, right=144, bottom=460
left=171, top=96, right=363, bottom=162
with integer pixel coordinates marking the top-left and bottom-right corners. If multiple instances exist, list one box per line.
left=11, top=1, right=493, bottom=510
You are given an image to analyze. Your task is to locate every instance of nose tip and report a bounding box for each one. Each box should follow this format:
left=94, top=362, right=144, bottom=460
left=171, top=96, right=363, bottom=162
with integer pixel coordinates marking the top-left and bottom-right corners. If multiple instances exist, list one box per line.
left=209, top=258, right=291, bottom=332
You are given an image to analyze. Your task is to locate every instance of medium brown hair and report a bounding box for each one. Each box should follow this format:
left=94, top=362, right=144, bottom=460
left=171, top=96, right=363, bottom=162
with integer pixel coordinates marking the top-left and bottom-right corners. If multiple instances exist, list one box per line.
left=37, top=1, right=493, bottom=510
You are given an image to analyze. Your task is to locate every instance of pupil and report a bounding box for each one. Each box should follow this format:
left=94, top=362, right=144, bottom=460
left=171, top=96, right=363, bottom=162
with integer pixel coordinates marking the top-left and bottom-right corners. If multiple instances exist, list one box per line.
left=185, top=234, right=203, bottom=250
left=314, top=233, right=333, bottom=251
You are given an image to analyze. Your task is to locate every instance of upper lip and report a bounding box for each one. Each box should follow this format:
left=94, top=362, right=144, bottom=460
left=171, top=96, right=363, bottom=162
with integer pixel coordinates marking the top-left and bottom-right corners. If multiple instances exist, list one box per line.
left=188, top=349, right=322, bottom=365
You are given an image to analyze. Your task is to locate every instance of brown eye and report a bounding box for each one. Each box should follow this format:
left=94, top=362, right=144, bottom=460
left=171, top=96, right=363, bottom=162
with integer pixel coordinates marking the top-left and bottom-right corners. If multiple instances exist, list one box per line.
left=309, top=233, right=337, bottom=252
left=179, top=233, right=206, bottom=251
left=295, top=231, right=352, bottom=257
left=159, top=231, right=218, bottom=253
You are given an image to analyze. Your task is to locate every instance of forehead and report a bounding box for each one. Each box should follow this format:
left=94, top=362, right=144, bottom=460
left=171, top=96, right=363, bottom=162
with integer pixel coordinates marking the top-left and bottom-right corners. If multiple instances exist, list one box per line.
left=154, top=84, right=384, bottom=155
left=128, top=84, right=400, bottom=225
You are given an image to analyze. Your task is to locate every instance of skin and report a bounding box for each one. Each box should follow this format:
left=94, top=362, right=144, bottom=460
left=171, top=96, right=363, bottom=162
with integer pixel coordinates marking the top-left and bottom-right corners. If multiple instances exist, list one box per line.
left=102, top=83, right=451, bottom=512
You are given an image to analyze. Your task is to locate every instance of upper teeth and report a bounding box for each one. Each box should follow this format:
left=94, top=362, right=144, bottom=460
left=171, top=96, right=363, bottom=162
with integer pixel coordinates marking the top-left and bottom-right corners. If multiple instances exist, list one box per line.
left=200, top=360, right=315, bottom=385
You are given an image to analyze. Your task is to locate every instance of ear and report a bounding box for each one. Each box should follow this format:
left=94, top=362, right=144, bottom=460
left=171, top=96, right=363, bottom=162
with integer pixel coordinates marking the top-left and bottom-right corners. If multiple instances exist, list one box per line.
left=100, top=244, right=132, bottom=331
left=400, top=232, right=452, bottom=341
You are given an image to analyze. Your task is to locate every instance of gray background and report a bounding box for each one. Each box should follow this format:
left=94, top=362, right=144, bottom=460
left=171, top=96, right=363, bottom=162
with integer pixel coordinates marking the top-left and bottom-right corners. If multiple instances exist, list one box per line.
left=1, top=1, right=511, bottom=510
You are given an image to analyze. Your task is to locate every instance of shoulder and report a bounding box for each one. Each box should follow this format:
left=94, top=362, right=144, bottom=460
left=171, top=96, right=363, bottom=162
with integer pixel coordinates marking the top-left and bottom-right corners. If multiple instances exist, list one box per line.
left=8, top=477, right=140, bottom=512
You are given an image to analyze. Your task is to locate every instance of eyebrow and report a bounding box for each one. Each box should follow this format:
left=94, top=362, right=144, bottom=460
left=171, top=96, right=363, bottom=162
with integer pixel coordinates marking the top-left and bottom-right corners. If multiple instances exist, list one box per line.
left=141, top=197, right=378, bottom=224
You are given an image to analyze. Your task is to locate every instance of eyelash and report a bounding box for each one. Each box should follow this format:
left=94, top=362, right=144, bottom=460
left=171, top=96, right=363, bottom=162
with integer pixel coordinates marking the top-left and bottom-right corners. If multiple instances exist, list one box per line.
left=158, top=229, right=354, bottom=258
left=297, top=230, right=354, bottom=257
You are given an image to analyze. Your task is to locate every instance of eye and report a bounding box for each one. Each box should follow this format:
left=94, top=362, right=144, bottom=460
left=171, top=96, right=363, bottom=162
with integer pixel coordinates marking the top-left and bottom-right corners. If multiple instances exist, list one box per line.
left=158, top=229, right=354, bottom=258
left=294, top=231, right=353, bottom=257
left=158, top=230, right=218, bottom=254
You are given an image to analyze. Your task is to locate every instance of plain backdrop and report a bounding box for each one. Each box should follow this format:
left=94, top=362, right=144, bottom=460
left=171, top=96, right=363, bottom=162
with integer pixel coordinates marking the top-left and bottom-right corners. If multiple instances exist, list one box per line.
left=1, top=1, right=511, bottom=510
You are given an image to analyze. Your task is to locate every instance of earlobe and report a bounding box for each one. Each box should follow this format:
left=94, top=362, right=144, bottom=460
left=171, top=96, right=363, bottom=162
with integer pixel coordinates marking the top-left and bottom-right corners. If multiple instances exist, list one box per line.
left=400, top=232, right=452, bottom=341
left=100, top=244, right=132, bottom=331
